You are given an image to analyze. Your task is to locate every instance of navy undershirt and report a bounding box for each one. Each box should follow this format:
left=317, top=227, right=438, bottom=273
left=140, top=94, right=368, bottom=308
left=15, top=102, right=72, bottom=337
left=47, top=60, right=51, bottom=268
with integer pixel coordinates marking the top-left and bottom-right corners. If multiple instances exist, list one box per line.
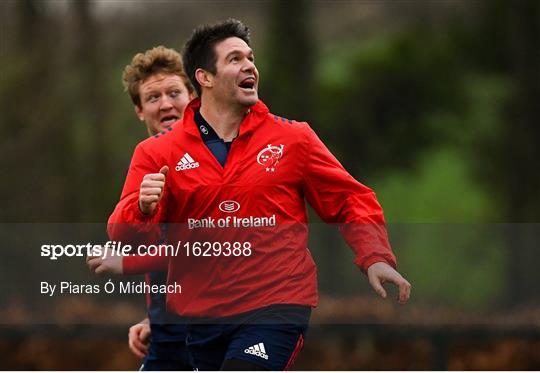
left=194, top=110, right=233, bottom=167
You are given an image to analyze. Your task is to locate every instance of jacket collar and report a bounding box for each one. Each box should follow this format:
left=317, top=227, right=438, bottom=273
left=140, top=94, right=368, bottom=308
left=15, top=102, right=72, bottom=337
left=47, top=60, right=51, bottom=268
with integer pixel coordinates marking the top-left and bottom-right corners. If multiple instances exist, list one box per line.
left=182, top=98, right=269, bottom=138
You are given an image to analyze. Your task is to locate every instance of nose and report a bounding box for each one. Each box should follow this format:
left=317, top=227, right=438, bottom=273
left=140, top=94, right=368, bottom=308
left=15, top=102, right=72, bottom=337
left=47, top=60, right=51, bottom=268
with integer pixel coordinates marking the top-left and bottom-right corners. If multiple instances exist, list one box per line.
left=160, top=94, right=173, bottom=111
left=242, top=58, right=256, bottom=72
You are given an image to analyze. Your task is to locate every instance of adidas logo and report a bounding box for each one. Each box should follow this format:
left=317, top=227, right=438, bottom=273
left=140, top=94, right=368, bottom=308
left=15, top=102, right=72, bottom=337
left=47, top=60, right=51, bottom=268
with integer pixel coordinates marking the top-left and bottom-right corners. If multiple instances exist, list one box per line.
left=175, top=153, right=199, bottom=171
left=244, top=342, right=269, bottom=360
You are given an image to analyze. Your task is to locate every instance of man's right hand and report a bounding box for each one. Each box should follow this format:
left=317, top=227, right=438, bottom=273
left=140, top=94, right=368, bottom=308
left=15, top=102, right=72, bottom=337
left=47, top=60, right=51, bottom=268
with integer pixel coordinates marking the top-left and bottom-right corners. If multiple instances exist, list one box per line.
left=86, top=250, right=123, bottom=276
left=128, top=318, right=151, bottom=359
left=139, top=166, right=168, bottom=215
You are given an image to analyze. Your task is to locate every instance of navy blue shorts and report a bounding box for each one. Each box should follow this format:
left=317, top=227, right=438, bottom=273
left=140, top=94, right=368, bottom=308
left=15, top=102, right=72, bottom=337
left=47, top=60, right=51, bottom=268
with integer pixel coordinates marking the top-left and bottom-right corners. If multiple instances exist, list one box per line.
left=185, top=304, right=310, bottom=370
left=141, top=337, right=192, bottom=371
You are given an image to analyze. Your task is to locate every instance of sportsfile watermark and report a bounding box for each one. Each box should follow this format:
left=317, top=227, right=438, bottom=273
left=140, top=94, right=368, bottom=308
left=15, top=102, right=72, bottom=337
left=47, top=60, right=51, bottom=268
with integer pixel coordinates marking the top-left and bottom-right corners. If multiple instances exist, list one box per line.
left=41, top=241, right=167, bottom=261
left=40, top=240, right=253, bottom=260
left=1, top=223, right=539, bottom=326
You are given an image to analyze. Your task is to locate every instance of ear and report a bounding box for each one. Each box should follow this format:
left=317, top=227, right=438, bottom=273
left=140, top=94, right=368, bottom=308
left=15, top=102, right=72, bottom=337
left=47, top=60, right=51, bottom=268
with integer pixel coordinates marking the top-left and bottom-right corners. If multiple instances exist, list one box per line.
left=134, top=105, right=144, bottom=121
left=195, top=68, right=213, bottom=90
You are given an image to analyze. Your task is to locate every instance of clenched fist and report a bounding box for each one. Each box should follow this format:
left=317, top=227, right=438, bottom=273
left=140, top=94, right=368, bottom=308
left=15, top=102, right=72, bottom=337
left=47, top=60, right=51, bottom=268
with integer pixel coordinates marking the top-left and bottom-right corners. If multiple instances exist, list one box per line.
left=139, top=165, right=168, bottom=215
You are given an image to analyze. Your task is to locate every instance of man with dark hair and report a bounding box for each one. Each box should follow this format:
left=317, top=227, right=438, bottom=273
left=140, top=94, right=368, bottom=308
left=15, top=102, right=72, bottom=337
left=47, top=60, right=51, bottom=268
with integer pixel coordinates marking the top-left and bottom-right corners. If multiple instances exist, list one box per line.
left=105, top=19, right=411, bottom=370
left=181, top=19, right=251, bottom=97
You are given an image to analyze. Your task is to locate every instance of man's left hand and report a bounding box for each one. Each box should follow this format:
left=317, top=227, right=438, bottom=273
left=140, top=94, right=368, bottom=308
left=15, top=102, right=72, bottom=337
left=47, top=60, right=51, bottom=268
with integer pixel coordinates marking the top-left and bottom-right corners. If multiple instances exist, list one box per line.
left=367, top=262, right=411, bottom=304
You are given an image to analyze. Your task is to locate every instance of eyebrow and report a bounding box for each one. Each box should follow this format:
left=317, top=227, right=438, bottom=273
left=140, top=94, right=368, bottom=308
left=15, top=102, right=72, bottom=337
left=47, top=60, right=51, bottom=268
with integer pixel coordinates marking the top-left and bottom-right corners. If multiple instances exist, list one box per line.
left=224, top=48, right=254, bottom=60
left=142, top=84, right=183, bottom=96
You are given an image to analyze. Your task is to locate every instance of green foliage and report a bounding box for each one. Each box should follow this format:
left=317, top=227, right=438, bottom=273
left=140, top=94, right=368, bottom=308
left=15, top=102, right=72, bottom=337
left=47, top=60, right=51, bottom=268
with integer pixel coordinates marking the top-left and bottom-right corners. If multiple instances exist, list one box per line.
left=372, top=148, right=503, bottom=307
left=374, top=148, right=497, bottom=223
left=307, top=24, right=526, bottom=307
left=313, top=29, right=465, bottom=179
left=392, top=223, right=506, bottom=308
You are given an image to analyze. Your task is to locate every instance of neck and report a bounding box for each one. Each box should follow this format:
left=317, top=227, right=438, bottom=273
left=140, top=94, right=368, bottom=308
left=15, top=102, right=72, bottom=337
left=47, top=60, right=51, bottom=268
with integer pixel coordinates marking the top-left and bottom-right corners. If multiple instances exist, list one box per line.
left=199, top=94, right=248, bottom=141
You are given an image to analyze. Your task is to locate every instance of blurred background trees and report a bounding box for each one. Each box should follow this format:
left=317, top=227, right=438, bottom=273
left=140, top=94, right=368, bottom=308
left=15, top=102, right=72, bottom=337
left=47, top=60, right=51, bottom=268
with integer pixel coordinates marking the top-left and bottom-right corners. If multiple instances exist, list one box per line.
left=1, top=0, right=539, bottom=308
left=1, top=1, right=539, bottom=367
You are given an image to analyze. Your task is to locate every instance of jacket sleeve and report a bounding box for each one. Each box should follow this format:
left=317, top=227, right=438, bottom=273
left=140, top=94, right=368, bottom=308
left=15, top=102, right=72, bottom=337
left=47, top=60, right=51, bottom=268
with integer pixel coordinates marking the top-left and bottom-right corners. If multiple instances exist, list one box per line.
left=123, top=253, right=169, bottom=275
left=301, top=125, right=397, bottom=272
left=107, top=142, right=168, bottom=253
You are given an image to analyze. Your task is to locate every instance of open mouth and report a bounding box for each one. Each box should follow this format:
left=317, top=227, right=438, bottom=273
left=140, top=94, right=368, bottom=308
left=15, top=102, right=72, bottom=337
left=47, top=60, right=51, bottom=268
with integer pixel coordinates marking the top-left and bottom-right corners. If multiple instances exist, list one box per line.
left=238, top=77, right=256, bottom=90
left=160, top=115, right=179, bottom=127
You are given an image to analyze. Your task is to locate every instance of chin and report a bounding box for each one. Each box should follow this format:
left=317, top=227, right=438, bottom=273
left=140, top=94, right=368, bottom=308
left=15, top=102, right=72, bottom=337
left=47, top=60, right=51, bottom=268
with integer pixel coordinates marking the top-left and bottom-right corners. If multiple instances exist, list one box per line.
left=239, top=96, right=258, bottom=108
left=149, top=124, right=165, bottom=135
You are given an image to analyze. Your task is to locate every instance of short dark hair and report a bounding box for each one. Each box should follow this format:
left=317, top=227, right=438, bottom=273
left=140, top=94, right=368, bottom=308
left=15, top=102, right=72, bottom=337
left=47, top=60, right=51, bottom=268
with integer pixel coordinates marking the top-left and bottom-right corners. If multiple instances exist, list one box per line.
left=182, top=19, right=251, bottom=96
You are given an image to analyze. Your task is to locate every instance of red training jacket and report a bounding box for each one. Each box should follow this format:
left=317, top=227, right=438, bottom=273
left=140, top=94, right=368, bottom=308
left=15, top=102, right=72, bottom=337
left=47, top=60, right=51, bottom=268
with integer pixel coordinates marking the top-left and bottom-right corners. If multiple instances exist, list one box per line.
left=108, top=98, right=396, bottom=318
